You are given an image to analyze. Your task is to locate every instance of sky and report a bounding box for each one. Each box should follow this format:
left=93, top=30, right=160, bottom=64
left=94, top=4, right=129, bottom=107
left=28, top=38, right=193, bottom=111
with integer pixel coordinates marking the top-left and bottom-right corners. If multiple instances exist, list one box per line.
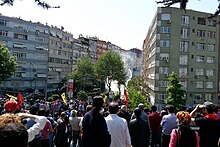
left=0, top=0, right=219, bottom=50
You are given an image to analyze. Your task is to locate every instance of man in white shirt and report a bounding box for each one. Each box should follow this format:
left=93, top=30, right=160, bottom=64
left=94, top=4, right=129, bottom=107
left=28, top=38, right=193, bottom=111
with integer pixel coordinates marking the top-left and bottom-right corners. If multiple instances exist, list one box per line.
left=105, top=102, right=131, bottom=147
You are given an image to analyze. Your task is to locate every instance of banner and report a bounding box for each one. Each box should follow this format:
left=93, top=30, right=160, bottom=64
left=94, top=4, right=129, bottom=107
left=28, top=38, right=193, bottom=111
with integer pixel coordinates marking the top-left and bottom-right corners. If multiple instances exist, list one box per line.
left=61, top=92, right=67, bottom=105
left=124, top=87, right=129, bottom=106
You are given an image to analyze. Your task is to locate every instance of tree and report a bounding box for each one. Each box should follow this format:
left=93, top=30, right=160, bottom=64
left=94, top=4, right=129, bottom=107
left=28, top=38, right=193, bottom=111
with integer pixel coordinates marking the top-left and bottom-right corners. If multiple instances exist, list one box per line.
left=165, top=72, right=186, bottom=110
left=156, top=0, right=220, bottom=18
left=0, top=0, right=60, bottom=9
left=69, top=56, right=95, bottom=92
left=127, top=87, right=150, bottom=110
left=95, top=51, right=127, bottom=92
left=127, top=76, right=143, bottom=92
left=0, top=44, right=16, bottom=83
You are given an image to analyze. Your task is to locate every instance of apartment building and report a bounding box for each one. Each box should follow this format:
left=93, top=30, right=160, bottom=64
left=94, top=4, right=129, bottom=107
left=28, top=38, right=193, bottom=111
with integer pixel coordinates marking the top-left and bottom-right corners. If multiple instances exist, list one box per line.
left=0, top=14, right=49, bottom=94
left=48, top=26, right=74, bottom=90
left=142, top=7, right=220, bottom=109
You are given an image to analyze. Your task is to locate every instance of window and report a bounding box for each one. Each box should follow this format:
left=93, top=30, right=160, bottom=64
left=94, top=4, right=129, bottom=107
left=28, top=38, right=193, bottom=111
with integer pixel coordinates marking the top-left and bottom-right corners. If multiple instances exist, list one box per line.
left=161, top=14, right=171, bottom=20
left=207, top=31, right=216, bottom=39
left=14, top=33, right=28, bottom=40
left=196, top=43, right=205, bottom=50
left=198, top=17, right=206, bottom=25
left=159, top=53, right=169, bottom=60
left=197, top=30, right=205, bottom=37
left=206, top=82, right=214, bottom=89
left=179, top=68, right=187, bottom=78
left=205, top=94, right=213, bottom=101
left=181, top=15, right=190, bottom=25
left=207, top=19, right=216, bottom=27
left=207, top=57, right=215, bottom=63
left=159, top=81, right=169, bottom=87
left=0, top=30, right=8, bottom=36
left=180, top=28, right=189, bottom=39
left=158, top=93, right=168, bottom=102
left=180, top=41, right=189, bottom=52
left=196, top=56, right=204, bottom=62
left=195, top=94, right=203, bottom=100
left=160, top=40, right=170, bottom=47
left=160, top=27, right=170, bottom=33
left=196, top=68, right=204, bottom=76
left=12, top=52, right=26, bottom=59
left=179, top=55, right=188, bottom=65
left=159, top=67, right=169, bottom=74
left=196, top=82, right=203, bottom=88
left=207, top=44, right=215, bottom=51
left=206, top=69, right=214, bottom=76
left=35, top=37, right=48, bottom=43
left=0, top=20, right=8, bottom=26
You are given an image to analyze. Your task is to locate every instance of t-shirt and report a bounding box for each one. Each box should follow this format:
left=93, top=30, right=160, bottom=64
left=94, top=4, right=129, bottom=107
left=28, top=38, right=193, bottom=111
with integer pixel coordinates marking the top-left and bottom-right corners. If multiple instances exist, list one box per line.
left=195, top=117, right=220, bottom=147
left=41, top=120, right=52, bottom=140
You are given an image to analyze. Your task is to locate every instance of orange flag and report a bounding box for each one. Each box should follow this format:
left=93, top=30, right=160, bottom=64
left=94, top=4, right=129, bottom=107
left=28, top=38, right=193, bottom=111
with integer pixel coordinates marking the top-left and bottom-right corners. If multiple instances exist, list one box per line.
left=124, top=87, right=129, bottom=106
left=17, top=92, right=24, bottom=109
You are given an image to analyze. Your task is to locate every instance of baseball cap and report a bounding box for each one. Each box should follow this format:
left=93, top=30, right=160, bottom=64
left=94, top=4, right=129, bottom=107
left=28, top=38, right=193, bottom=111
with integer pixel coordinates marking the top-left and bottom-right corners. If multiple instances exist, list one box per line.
left=4, top=101, right=17, bottom=112
left=199, top=101, right=215, bottom=110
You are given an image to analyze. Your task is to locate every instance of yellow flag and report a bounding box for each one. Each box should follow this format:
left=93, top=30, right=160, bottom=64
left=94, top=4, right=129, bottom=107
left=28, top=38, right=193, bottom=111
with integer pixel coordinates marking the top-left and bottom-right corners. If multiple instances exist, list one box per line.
left=61, top=93, right=67, bottom=105
left=6, top=94, right=17, bottom=101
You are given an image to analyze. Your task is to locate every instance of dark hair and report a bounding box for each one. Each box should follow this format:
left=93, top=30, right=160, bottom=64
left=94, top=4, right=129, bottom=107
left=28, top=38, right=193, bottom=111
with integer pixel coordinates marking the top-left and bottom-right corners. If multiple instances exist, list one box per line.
left=86, top=105, right=93, bottom=112
left=92, top=96, right=104, bottom=110
left=29, top=106, right=39, bottom=115
left=0, top=123, right=28, bottom=147
left=108, top=102, right=119, bottom=114
left=38, top=109, right=45, bottom=116
left=166, top=105, right=175, bottom=113
left=206, top=107, right=215, bottom=114
left=151, top=105, right=157, bottom=112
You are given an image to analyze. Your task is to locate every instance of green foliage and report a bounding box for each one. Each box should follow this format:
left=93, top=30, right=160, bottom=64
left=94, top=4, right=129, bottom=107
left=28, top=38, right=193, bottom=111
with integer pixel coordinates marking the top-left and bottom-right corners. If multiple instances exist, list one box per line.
left=77, top=91, right=88, bottom=101
left=128, top=87, right=150, bottom=110
left=127, top=76, right=143, bottom=91
left=95, top=51, right=127, bottom=92
left=69, top=56, right=95, bottom=92
left=51, top=94, right=60, bottom=100
left=1, top=0, right=60, bottom=9
left=0, top=44, right=17, bottom=83
left=165, top=72, right=186, bottom=110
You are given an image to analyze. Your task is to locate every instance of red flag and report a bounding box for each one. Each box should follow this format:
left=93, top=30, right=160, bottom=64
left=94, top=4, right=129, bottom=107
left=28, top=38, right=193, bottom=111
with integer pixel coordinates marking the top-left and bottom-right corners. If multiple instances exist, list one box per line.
left=124, top=87, right=129, bottom=106
left=16, top=92, right=24, bottom=109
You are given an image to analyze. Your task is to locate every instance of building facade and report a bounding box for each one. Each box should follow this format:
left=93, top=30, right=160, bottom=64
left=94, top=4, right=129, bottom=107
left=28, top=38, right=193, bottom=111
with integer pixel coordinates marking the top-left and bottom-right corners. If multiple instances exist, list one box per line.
left=142, top=7, right=220, bottom=109
left=0, top=15, right=49, bottom=94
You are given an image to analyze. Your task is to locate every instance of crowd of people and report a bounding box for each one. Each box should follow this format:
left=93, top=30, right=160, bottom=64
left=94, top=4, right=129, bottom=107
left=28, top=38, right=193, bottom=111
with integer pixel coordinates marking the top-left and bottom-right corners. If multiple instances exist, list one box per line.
left=0, top=95, right=219, bottom=147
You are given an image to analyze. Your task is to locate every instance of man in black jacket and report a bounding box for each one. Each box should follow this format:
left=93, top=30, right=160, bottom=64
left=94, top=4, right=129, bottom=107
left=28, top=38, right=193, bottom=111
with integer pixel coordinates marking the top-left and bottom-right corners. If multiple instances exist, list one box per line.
left=129, top=108, right=151, bottom=147
left=82, top=96, right=111, bottom=147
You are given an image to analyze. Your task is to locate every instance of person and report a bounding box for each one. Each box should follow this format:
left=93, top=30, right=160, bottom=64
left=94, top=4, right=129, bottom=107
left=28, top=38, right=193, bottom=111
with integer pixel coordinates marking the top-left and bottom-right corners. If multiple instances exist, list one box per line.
left=169, top=111, right=199, bottom=147
left=82, top=96, right=111, bottom=147
left=148, top=105, right=162, bottom=147
left=69, top=110, right=81, bottom=147
left=129, top=108, right=151, bottom=147
left=0, top=113, right=47, bottom=147
left=105, top=102, right=131, bottom=147
left=38, top=109, right=52, bottom=147
left=117, top=105, right=131, bottom=124
left=130, top=103, right=151, bottom=132
left=26, top=105, right=42, bottom=147
left=54, top=112, right=69, bottom=147
left=160, top=105, right=177, bottom=147
left=190, top=101, right=220, bottom=147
